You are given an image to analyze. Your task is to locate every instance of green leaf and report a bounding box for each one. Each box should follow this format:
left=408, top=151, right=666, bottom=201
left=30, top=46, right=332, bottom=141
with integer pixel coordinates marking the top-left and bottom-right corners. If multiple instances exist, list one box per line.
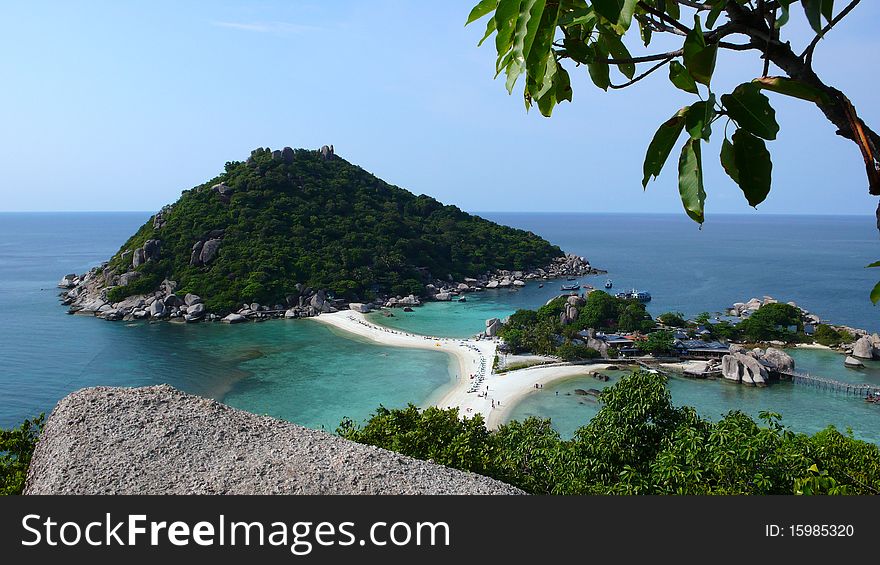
left=685, top=95, right=715, bottom=141
left=467, top=0, right=498, bottom=25
left=721, top=83, right=779, bottom=140
left=871, top=281, right=880, bottom=305
left=496, top=0, right=548, bottom=93
left=731, top=129, right=773, bottom=207
left=558, top=6, right=595, bottom=27
left=669, top=60, right=698, bottom=94
left=587, top=43, right=610, bottom=90
left=603, top=32, right=635, bottom=79
left=514, top=0, right=547, bottom=64
left=642, top=108, right=687, bottom=188
left=776, top=0, right=793, bottom=28
left=478, top=16, right=497, bottom=46
left=639, top=18, right=653, bottom=47
left=753, top=76, right=830, bottom=104
left=821, top=0, right=835, bottom=22
left=561, top=37, right=592, bottom=64
left=678, top=138, right=706, bottom=224
left=801, top=0, right=824, bottom=33
left=592, top=0, right=638, bottom=31
left=525, top=2, right=558, bottom=78
left=682, top=16, right=718, bottom=86
left=588, top=61, right=610, bottom=91
left=494, top=0, right=522, bottom=58
left=706, top=1, right=725, bottom=29
left=720, top=138, right=739, bottom=185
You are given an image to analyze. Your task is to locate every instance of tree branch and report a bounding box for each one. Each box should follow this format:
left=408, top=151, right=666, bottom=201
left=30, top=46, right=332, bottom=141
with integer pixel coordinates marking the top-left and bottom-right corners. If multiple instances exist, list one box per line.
left=637, top=1, right=693, bottom=35
left=802, top=0, right=861, bottom=68
left=610, top=56, right=675, bottom=89
left=725, top=0, right=880, bottom=195
left=606, top=49, right=683, bottom=65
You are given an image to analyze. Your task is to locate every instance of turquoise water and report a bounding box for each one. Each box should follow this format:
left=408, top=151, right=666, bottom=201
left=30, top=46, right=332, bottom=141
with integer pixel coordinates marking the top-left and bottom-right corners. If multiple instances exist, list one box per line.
left=2, top=212, right=879, bottom=444
left=366, top=287, right=569, bottom=338
left=0, top=213, right=454, bottom=429
left=220, top=322, right=455, bottom=431
left=509, top=369, right=880, bottom=444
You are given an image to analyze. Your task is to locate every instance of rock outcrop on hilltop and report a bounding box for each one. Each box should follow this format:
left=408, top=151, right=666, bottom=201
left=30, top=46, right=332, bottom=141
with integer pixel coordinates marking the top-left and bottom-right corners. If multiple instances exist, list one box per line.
left=24, top=385, right=523, bottom=495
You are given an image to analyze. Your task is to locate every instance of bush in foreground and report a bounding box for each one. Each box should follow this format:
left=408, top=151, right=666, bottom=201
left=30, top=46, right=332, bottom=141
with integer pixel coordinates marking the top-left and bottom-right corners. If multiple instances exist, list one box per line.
left=339, top=372, right=880, bottom=495
left=0, top=414, right=44, bottom=495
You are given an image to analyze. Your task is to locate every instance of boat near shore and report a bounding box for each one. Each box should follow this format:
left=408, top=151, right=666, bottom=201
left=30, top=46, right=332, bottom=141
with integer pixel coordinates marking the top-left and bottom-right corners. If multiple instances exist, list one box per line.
left=560, top=283, right=580, bottom=291
left=615, top=289, right=651, bottom=302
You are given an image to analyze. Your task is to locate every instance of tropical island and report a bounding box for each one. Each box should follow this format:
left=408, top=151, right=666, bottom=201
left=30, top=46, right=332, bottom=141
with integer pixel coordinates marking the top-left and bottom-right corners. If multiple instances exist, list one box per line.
left=58, top=145, right=601, bottom=322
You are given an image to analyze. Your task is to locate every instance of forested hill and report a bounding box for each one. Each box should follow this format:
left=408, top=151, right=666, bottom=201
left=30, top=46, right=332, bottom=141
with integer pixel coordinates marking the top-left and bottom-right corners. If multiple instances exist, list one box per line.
left=101, top=146, right=563, bottom=312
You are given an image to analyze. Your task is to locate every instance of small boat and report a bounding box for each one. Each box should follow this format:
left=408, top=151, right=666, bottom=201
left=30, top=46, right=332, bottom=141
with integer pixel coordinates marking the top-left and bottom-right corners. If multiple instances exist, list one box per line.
left=560, top=283, right=580, bottom=291
left=604, top=279, right=613, bottom=289
left=458, top=297, right=467, bottom=302
left=538, top=283, right=544, bottom=288
left=615, top=289, right=652, bottom=302
left=566, top=277, right=577, bottom=281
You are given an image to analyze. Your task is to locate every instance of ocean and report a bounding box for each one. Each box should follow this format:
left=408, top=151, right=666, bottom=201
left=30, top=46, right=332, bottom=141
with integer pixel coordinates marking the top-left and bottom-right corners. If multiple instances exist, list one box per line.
left=1, top=212, right=878, bottom=442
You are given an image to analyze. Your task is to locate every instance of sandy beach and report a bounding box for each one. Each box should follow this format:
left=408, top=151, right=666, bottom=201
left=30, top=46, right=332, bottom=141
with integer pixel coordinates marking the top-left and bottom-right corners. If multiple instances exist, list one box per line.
left=311, top=310, right=616, bottom=429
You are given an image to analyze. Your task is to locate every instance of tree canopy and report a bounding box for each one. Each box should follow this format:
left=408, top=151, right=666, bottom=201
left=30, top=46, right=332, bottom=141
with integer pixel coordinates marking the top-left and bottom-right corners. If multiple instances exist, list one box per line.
left=467, top=0, right=880, bottom=299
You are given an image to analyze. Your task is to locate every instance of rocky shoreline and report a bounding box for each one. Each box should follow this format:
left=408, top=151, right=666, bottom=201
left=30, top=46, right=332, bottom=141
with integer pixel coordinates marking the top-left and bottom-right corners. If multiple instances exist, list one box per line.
left=58, top=253, right=602, bottom=325
left=726, top=295, right=880, bottom=363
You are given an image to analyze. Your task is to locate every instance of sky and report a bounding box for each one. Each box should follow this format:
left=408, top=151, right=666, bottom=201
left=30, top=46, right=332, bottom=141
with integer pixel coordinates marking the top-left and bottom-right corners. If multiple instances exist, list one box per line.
left=1, top=1, right=878, bottom=217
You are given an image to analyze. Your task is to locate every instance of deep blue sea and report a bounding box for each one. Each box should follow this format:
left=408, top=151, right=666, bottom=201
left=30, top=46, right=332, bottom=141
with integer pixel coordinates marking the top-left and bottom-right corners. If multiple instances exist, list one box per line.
left=1, top=212, right=878, bottom=442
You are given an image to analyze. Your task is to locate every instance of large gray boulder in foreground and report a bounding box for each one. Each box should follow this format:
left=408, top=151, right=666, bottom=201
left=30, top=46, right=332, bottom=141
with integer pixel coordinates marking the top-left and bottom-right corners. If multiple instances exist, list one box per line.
left=25, top=385, right=522, bottom=495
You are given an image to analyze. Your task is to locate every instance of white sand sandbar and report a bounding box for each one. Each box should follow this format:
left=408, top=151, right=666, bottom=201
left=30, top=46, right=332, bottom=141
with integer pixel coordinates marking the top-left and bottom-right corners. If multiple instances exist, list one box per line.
left=311, top=311, right=619, bottom=429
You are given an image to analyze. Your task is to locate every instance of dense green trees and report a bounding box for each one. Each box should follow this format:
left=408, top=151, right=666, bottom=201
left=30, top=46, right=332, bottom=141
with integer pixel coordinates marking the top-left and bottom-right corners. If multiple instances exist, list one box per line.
left=737, top=302, right=803, bottom=342
left=341, top=371, right=880, bottom=494
left=658, top=312, right=687, bottom=328
left=0, top=414, right=44, bottom=495
left=813, top=324, right=856, bottom=347
left=498, top=291, right=653, bottom=357
left=637, top=330, right=675, bottom=355
left=105, top=148, right=563, bottom=312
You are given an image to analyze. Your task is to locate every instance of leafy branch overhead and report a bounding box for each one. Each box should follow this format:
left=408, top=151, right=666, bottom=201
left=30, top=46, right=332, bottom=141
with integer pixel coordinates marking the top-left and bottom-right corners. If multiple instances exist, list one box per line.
left=467, top=0, right=880, bottom=300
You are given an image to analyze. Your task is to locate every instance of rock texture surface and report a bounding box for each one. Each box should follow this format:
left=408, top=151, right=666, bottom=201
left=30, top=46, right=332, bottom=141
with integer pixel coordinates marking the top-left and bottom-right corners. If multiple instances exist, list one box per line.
left=25, top=385, right=522, bottom=495
left=721, top=352, right=769, bottom=386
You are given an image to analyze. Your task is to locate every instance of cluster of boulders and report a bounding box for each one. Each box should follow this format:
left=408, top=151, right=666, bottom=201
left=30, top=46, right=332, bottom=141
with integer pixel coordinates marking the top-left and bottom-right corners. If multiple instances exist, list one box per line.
left=560, top=295, right=585, bottom=325
left=422, top=254, right=601, bottom=301
left=244, top=145, right=334, bottom=168
left=848, top=334, right=880, bottom=365
left=189, top=230, right=224, bottom=266
left=728, top=295, right=826, bottom=327
left=64, top=273, right=211, bottom=323
left=720, top=345, right=795, bottom=386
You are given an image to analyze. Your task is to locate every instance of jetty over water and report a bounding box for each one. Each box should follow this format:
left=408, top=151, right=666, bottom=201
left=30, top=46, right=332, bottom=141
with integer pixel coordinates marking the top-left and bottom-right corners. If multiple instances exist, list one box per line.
left=781, top=370, right=880, bottom=398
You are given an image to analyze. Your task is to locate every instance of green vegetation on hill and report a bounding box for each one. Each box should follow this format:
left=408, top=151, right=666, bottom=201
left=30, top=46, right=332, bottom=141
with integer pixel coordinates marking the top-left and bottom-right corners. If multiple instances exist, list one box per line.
left=105, top=148, right=563, bottom=312
left=498, top=291, right=653, bottom=357
left=340, top=372, right=880, bottom=495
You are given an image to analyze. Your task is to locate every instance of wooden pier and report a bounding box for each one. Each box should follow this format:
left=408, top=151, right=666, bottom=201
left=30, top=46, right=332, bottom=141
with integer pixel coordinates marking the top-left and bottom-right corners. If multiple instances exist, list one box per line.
left=781, top=371, right=880, bottom=398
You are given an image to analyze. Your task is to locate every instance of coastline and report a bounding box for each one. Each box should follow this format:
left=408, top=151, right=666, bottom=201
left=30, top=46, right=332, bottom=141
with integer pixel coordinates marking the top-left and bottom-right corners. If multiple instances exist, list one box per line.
left=310, top=310, right=616, bottom=429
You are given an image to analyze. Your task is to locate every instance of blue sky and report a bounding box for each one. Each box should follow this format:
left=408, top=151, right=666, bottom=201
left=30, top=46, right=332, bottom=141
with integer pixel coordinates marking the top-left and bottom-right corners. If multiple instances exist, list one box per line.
left=1, top=1, right=877, bottom=217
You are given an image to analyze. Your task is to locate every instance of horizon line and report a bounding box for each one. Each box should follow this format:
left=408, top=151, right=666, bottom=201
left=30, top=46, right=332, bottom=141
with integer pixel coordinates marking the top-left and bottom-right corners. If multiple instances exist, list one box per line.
left=0, top=210, right=875, bottom=218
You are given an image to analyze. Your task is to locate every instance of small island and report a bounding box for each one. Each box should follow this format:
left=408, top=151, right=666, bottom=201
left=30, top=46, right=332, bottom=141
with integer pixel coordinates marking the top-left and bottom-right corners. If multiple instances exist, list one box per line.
left=58, top=145, right=603, bottom=323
